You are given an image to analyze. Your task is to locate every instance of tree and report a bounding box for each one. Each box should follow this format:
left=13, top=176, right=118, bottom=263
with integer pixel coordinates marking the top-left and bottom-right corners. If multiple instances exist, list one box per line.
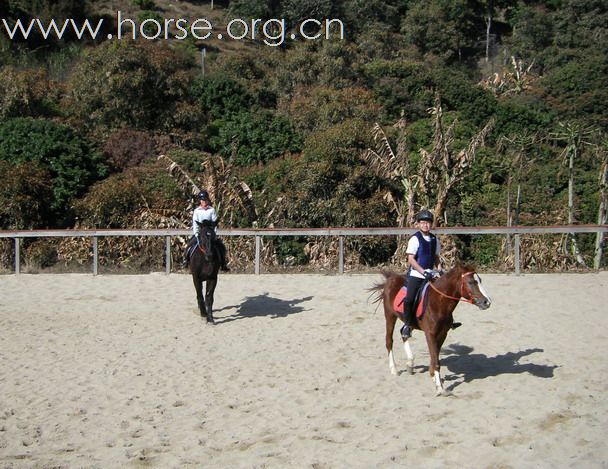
left=158, top=152, right=257, bottom=228
left=363, top=95, right=493, bottom=262
left=551, top=121, right=596, bottom=265
left=401, top=0, right=480, bottom=62
left=497, top=132, right=539, bottom=260
left=66, top=41, right=195, bottom=132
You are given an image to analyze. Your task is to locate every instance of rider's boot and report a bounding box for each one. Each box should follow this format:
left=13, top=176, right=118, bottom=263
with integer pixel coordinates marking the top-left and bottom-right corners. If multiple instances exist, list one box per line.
left=218, top=246, right=230, bottom=271
left=400, top=310, right=412, bottom=339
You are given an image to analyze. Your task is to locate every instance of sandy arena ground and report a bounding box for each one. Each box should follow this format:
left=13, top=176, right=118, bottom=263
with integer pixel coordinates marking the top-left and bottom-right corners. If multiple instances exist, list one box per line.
left=1, top=271, right=607, bottom=468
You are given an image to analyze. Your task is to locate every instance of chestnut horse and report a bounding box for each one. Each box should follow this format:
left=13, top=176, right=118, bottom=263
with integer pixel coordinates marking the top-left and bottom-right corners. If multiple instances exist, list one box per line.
left=369, top=264, right=492, bottom=395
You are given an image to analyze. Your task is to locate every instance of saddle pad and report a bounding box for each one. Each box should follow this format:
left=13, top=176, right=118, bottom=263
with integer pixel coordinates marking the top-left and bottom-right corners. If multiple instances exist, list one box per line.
left=392, top=283, right=430, bottom=319
left=393, top=287, right=407, bottom=314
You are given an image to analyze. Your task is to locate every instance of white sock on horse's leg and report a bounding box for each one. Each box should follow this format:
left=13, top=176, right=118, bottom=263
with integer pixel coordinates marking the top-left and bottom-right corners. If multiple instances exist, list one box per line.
left=403, top=340, right=414, bottom=367
left=388, top=350, right=398, bottom=375
left=433, top=370, right=444, bottom=394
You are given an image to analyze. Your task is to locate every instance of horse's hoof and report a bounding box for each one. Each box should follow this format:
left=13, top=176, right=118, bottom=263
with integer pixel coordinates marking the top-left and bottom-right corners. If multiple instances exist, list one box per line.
left=407, top=365, right=414, bottom=375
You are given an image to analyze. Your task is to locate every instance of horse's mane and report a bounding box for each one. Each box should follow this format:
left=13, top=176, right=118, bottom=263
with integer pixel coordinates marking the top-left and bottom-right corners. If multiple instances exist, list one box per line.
left=449, top=262, right=477, bottom=274
left=433, top=262, right=476, bottom=288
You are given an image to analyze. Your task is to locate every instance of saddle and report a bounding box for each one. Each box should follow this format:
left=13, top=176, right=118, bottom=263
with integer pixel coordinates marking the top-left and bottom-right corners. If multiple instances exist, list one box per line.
left=393, top=282, right=431, bottom=319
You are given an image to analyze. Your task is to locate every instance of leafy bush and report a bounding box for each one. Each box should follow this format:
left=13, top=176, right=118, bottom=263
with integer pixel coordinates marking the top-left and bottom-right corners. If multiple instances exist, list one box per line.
left=283, top=85, right=380, bottom=134
left=0, top=160, right=53, bottom=229
left=361, top=59, right=435, bottom=122
left=66, top=41, right=196, bottom=132
left=25, top=239, right=59, bottom=270
left=540, top=53, right=608, bottom=130
left=0, top=117, right=106, bottom=221
left=275, top=238, right=308, bottom=266
left=133, top=0, right=156, bottom=10
left=190, top=74, right=256, bottom=121
left=493, top=96, right=554, bottom=138
left=0, top=66, right=58, bottom=119
left=74, top=163, right=183, bottom=228
left=103, top=129, right=158, bottom=172
left=210, top=111, right=303, bottom=166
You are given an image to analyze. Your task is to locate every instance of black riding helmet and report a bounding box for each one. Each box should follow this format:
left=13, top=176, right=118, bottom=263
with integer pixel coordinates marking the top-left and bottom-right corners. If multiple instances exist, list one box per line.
left=416, top=209, right=434, bottom=222
left=198, top=190, right=210, bottom=201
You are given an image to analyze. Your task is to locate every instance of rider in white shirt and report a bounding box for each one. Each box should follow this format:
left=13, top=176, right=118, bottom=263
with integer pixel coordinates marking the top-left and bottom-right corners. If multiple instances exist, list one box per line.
left=401, top=209, right=441, bottom=339
left=182, top=190, right=229, bottom=271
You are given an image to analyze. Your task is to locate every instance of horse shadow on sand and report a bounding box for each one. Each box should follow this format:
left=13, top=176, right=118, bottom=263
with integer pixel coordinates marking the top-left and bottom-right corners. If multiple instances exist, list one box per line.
left=213, top=292, right=313, bottom=324
left=434, top=344, right=558, bottom=392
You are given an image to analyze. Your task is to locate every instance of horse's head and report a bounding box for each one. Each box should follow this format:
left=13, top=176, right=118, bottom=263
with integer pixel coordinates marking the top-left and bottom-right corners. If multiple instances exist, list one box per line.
left=195, top=220, right=215, bottom=257
left=459, top=265, right=492, bottom=310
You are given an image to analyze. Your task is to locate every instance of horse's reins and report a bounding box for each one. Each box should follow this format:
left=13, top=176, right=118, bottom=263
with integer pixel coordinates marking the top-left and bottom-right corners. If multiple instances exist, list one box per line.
left=428, top=272, right=475, bottom=304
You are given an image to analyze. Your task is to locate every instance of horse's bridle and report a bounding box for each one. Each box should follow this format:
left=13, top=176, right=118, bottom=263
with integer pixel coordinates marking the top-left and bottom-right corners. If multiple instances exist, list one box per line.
left=196, top=229, right=212, bottom=256
left=428, top=271, right=476, bottom=304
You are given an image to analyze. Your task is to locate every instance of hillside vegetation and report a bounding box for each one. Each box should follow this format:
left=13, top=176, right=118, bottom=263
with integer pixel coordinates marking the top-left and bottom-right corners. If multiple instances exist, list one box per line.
left=0, top=0, right=606, bottom=272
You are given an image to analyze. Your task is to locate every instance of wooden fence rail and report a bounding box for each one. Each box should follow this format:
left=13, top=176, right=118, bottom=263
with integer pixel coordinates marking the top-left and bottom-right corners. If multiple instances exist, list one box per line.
left=1, top=225, right=607, bottom=275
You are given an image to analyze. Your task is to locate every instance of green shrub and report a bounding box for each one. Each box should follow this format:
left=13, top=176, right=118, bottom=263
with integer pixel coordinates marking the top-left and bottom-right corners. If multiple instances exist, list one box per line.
left=133, top=0, right=157, bottom=10
left=0, top=117, right=106, bottom=222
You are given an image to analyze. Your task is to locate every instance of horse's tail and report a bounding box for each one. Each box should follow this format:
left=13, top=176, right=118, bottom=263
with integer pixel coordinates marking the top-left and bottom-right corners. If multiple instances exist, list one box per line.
left=367, top=270, right=397, bottom=305
left=367, top=281, right=385, bottom=305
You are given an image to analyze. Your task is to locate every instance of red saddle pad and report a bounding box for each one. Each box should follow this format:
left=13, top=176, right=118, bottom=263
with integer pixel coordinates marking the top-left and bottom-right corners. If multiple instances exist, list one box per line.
left=392, top=284, right=429, bottom=319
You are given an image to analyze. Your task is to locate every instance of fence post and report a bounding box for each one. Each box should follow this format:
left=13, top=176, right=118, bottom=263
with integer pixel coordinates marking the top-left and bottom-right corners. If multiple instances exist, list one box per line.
left=165, top=235, right=171, bottom=274
left=255, top=235, right=261, bottom=275
left=514, top=234, right=521, bottom=275
left=339, top=236, right=344, bottom=274
left=92, top=236, right=98, bottom=275
left=14, top=238, right=20, bottom=275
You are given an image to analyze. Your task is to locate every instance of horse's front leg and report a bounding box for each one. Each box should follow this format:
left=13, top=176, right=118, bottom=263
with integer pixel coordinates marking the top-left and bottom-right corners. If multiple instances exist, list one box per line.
left=204, top=278, right=217, bottom=325
left=192, top=275, right=207, bottom=320
left=402, top=338, right=415, bottom=375
left=425, top=331, right=445, bottom=396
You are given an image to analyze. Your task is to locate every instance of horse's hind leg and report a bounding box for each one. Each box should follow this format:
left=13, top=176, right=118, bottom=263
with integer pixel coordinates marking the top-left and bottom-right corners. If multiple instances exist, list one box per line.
left=385, top=306, right=398, bottom=375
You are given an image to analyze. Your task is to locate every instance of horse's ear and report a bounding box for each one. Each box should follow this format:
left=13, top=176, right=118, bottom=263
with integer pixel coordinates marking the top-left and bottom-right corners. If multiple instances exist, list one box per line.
left=195, top=220, right=203, bottom=227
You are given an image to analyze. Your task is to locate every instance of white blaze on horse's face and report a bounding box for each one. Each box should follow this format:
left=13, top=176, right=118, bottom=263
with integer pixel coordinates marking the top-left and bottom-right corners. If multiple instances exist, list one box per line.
left=472, top=273, right=492, bottom=310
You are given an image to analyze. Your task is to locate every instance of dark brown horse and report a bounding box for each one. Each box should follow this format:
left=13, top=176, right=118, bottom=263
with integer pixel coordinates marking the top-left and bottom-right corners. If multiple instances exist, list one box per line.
left=370, top=263, right=492, bottom=395
left=190, top=220, right=220, bottom=324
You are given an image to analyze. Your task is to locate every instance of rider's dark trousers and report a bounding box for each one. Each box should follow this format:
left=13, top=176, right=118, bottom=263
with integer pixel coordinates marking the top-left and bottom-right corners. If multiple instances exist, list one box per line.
left=404, top=275, right=425, bottom=325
